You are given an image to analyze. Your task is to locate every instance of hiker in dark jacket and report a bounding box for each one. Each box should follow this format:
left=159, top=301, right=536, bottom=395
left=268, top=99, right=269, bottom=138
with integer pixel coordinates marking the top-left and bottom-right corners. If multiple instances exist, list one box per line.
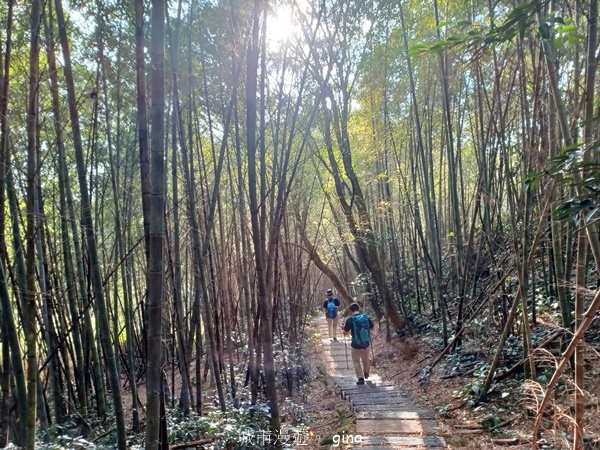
left=343, top=303, right=374, bottom=384
left=323, top=289, right=341, bottom=341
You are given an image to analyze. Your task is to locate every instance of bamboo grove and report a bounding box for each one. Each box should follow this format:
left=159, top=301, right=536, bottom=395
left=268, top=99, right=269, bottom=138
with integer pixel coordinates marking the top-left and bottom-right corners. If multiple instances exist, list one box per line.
left=1, top=0, right=600, bottom=448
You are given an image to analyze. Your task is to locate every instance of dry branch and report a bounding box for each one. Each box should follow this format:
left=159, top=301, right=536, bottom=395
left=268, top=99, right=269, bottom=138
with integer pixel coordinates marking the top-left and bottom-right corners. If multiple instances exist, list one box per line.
left=490, top=438, right=520, bottom=445
left=447, top=400, right=467, bottom=411
left=441, top=367, right=477, bottom=379
left=489, top=419, right=513, bottom=431
left=453, top=429, right=483, bottom=434
left=169, top=438, right=214, bottom=450
left=532, top=287, right=600, bottom=449
left=454, top=423, right=482, bottom=429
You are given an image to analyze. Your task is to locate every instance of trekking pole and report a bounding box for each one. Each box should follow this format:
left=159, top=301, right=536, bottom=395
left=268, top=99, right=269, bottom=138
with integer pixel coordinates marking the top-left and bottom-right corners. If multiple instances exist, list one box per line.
left=370, top=332, right=375, bottom=368
left=343, top=327, right=349, bottom=369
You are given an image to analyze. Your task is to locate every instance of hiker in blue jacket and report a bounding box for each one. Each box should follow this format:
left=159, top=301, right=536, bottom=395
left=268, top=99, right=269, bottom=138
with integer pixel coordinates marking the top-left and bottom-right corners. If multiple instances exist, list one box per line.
left=343, top=303, right=374, bottom=385
left=323, top=289, right=341, bottom=341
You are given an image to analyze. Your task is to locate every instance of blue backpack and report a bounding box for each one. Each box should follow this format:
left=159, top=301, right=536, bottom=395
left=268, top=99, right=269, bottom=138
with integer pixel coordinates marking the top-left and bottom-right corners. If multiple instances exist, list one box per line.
left=351, top=313, right=371, bottom=349
left=326, top=300, right=337, bottom=319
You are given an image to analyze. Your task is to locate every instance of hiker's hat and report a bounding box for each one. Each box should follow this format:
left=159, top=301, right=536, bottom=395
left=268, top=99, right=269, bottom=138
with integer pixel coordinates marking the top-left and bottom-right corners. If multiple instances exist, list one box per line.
left=326, top=289, right=333, bottom=296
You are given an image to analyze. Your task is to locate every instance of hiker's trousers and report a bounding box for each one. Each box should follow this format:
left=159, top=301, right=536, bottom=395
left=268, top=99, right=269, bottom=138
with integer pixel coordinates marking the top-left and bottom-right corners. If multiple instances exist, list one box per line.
left=326, top=317, right=339, bottom=339
left=351, top=347, right=370, bottom=379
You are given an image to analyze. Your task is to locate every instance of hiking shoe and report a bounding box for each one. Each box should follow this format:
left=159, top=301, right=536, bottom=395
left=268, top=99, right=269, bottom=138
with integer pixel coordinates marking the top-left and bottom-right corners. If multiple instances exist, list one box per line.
left=356, top=378, right=365, bottom=385
left=333, top=338, right=338, bottom=341
left=364, top=373, right=369, bottom=379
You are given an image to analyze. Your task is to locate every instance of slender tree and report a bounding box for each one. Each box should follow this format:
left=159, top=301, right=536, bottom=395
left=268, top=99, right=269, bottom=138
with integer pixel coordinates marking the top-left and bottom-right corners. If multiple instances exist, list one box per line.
left=0, top=0, right=27, bottom=443
left=145, top=0, right=166, bottom=445
left=53, top=0, right=126, bottom=446
left=24, top=0, right=42, bottom=445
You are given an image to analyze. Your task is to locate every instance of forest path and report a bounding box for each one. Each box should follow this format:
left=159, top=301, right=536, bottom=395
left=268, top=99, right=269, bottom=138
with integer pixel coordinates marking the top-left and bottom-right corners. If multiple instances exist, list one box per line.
left=316, top=317, right=447, bottom=449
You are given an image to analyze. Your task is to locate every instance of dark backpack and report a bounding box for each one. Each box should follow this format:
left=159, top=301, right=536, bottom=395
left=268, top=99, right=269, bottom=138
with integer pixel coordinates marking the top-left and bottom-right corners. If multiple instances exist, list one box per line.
left=351, top=313, right=371, bottom=349
left=326, top=299, right=337, bottom=319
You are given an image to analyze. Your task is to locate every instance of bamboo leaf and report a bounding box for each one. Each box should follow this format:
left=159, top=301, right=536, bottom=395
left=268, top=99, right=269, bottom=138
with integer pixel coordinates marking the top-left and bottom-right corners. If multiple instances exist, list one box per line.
left=408, top=43, right=430, bottom=57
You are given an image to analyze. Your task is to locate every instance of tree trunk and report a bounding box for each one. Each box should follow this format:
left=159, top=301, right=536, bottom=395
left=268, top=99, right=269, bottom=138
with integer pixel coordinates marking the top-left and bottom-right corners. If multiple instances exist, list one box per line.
left=574, top=0, right=597, bottom=444
left=433, top=0, right=465, bottom=338
left=0, top=0, right=27, bottom=444
left=574, top=228, right=586, bottom=450
left=24, top=0, right=42, bottom=444
left=54, top=0, right=126, bottom=445
left=44, top=8, right=88, bottom=418
left=298, top=230, right=353, bottom=306
left=135, top=0, right=151, bottom=260
left=145, top=0, right=166, bottom=446
left=398, top=0, right=445, bottom=342
left=246, top=0, right=280, bottom=433
left=170, top=105, right=192, bottom=412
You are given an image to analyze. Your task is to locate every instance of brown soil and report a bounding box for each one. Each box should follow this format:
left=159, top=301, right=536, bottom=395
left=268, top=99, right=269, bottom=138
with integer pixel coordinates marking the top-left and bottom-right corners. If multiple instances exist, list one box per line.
left=366, top=325, right=600, bottom=450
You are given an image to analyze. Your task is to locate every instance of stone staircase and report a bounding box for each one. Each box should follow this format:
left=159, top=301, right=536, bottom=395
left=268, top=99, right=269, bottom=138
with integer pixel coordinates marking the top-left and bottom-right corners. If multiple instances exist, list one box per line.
left=316, top=317, right=447, bottom=449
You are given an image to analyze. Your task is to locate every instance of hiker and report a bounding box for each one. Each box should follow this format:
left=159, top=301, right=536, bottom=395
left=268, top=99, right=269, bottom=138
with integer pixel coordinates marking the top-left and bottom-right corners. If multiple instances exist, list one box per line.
left=343, top=303, right=374, bottom=385
left=323, top=289, right=341, bottom=341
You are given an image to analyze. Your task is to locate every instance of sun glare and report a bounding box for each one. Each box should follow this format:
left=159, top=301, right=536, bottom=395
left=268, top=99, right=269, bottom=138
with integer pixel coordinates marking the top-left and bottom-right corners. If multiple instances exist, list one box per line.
left=266, top=4, right=299, bottom=45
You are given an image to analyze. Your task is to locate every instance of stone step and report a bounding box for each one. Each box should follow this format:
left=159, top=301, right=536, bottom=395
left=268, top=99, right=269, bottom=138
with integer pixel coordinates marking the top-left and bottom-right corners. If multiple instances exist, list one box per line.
left=342, top=389, right=404, bottom=398
left=319, top=336, right=350, bottom=341
left=340, top=383, right=397, bottom=391
left=324, top=361, right=350, bottom=367
left=350, top=399, right=415, bottom=411
left=338, top=384, right=398, bottom=390
left=339, top=384, right=399, bottom=391
left=325, top=365, right=352, bottom=370
left=325, top=362, right=352, bottom=369
left=359, top=445, right=434, bottom=450
left=327, top=349, right=350, bottom=356
left=349, top=395, right=412, bottom=404
left=354, top=404, right=428, bottom=412
left=315, top=317, right=446, bottom=448
left=343, top=386, right=406, bottom=394
left=356, top=410, right=436, bottom=420
left=341, top=387, right=402, bottom=397
left=348, top=396, right=411, bottom=405
left=326, top=364, right=352, bottom=370
left=325, top=362, right=351, bottom=368
left=361, top=436, right=446, bottom=448
left=335, top=380, right=393, bottom=388
left=356, top=419, right=442, bottom=435
left=336, top=373, right=383, bottom=379
left=357, top=446, right=431, bottom=450
left=320, top=339, right=349, bottom=344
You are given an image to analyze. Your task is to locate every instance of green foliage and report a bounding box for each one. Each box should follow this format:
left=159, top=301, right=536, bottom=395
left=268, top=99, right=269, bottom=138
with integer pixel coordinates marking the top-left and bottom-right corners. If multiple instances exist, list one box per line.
left=553, top=20, right=585, bottom=49
left=524, top=141, right=600, bottom=224
left=32, top=409, right=122, bottom=449
left=409, top=0, right=543, bottom=57
left=522, top=171, right=546, bottom=192
left=536, top=367, right=554, bottom=385
left=166, top=408, right=211, bottom=444
left=198, top=397, right=308, bottom=449
left=34, top=436, right=98, bottom=450
left=553, top=198, right=598, bottom=225
left=28, top=383, right=311, bottom=449
left=480, top=415, right=504, bottom=429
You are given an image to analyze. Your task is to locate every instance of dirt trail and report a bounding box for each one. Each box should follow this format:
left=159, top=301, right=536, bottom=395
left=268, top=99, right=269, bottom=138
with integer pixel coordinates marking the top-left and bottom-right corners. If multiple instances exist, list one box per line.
left=316, top=317, right=447, bottom=449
